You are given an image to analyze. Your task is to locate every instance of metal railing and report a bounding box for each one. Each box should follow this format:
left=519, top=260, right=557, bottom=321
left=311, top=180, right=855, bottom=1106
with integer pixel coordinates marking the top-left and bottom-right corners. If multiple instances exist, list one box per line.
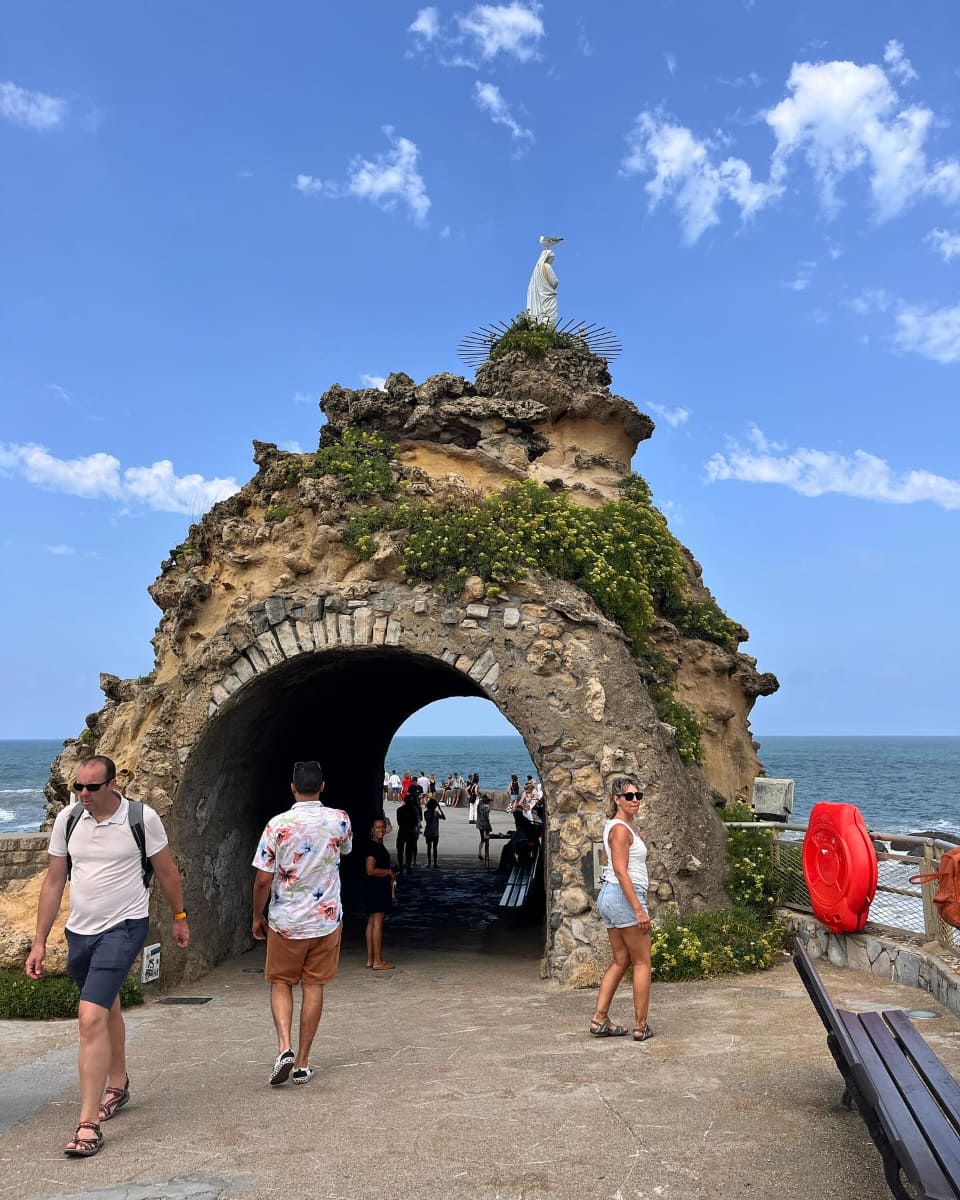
left=726, top=821, right=959, bottom=956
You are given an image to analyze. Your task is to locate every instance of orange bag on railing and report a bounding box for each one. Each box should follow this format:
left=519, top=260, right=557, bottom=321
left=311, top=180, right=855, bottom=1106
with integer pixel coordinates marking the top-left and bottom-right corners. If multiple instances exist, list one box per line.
left=910, top=846, right=960, bottom=931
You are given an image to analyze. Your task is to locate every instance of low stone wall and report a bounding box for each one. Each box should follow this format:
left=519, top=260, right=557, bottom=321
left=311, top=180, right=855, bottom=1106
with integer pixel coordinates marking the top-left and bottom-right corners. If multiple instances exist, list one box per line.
left=787, top=911, right=960, bottom=1018
left=0, top=833, right=48, bottom=890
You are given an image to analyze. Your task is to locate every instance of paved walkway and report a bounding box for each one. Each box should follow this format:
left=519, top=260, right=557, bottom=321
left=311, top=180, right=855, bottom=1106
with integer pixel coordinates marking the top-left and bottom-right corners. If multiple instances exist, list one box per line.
left=3, top=807, right=960, bottom=1200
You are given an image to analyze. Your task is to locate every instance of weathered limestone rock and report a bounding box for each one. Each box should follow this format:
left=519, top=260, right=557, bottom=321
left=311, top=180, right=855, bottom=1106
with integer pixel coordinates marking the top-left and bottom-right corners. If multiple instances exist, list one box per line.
left=4, top=348, right=777, bottom=989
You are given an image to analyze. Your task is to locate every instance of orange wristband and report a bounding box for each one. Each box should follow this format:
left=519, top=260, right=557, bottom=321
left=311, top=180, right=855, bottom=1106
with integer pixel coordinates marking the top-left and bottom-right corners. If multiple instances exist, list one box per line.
left=173, top=911, right=188, bottom=920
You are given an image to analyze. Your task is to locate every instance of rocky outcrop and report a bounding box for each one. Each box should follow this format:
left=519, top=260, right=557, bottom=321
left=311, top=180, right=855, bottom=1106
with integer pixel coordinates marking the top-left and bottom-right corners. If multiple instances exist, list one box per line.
left=10, top=347, right=775, bottom=986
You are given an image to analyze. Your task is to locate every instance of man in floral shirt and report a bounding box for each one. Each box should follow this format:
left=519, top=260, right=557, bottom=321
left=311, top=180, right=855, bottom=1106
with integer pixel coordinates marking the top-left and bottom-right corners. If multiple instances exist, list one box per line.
left=252, top=761, right=352, bottom=1086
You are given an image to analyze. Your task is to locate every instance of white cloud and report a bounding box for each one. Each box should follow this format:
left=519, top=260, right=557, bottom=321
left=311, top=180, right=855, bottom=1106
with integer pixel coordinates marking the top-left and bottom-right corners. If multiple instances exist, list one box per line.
left=576, top=20, right=593, bottom=57
left=717, top=72, right=763, bottom=88
left=440, top=224, right=451, bottom=238
left=360, top=374, right=387, bottom=390
left=46, top=544, right=76, bottom=556
left=927, top=228, right=960, bottom=262
left=883, top=39, right=917, bottom=84
left=706, top=425, right=960, bottom=510
left=294, top=174, right=332, bottom=197
left=458, top=2, right=544, bottom=63
left=621, top=109, right=780, bottom=243
left=0, top=80, right=67, bottom=130
left=784, top=261, right=816, bottom=291
left=474, top=82, right=533, bottom=144
left=626, top=46, right=960, bottom=242
left=279, top=440, right=304, bottom=454
left=648, top=402, right=689, bottom=428
left=894, top=303, right=960, bottom=363
left=850, top=287, right=892, bottom=314
left=408, top=3, right=544, bottom=68
left=0, top=443, right=239, bottom=515
left=292, top=391, right=317, bottom=406
left=409, top=6, right=441, bottom=40
left=665, top=52, right=677, bottom=76
left=295, top=128, right=431, bottom=225
left=767, top=56, right=960, bottom=221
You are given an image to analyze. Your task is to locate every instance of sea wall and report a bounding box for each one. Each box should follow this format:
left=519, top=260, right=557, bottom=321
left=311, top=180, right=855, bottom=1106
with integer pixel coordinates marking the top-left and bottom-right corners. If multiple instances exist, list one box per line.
left=789, top=912, right=960, bottom=1018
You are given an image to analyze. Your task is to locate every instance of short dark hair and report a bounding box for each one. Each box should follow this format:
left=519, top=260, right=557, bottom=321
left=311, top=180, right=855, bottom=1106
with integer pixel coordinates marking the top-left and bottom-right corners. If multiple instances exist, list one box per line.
left=292, top=760, right=323, bottom=794
left=80, top=755, right=116, bottom=782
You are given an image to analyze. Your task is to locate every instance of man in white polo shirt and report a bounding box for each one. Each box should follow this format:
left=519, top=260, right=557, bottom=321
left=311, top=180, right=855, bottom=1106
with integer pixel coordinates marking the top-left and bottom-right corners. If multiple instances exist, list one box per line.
left=25, top=755, right=191, bottom=1158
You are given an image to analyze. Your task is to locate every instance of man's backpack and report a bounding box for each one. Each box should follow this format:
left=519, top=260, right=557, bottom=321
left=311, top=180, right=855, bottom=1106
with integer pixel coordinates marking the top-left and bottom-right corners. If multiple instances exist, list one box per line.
left=64, top=798, right=154, bottom=890
left=910, top=846, right=960, bottom=930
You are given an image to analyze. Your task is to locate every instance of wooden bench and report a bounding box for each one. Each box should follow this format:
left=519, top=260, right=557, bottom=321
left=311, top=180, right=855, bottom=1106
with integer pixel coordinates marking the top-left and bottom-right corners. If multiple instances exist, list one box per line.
left=794, top=937, right=960, bottom=1200
left=499, top=844, right=540, bottom=908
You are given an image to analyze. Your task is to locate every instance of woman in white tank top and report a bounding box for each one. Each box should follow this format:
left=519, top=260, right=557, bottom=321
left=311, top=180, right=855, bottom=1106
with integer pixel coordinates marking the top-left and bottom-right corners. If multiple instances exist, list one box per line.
left=590, top=776, right=654, bottom=1042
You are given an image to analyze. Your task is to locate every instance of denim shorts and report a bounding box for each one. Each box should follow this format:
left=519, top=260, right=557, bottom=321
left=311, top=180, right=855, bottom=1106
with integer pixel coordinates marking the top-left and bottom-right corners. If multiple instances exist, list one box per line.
left=597, top=880, right=647, bottom=929
left=66, top=918, right=150, bottom=1010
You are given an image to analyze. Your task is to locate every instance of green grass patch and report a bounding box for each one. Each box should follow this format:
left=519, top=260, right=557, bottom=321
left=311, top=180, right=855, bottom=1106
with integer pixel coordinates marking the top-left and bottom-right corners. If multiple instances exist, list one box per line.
left=0, top=969, right=143, bottom=1020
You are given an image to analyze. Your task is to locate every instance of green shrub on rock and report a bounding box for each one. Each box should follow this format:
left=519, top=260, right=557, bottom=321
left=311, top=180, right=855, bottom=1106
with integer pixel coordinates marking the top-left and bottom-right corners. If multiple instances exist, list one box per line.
left=488, top=312, right=591, bottom=361
left=313, top=428, right=396, bottom=499
left=651, top=907, right=789, bottom=982
left=0, top=969, right=143, bottom=1020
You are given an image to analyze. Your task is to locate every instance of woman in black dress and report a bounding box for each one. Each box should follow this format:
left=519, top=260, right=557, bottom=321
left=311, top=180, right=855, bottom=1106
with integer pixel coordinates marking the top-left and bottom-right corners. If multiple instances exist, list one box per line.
left=365, top=816, right=397, bottom=970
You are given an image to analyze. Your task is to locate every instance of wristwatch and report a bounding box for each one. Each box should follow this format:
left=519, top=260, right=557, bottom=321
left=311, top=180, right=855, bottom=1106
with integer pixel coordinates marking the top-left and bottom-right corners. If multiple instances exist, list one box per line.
left=173, top=910, right=188, bottom=920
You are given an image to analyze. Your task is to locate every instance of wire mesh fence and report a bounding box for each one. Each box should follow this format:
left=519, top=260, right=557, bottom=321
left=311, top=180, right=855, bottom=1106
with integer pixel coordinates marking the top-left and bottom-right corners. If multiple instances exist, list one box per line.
left=726, top=822, right=959, bottom=956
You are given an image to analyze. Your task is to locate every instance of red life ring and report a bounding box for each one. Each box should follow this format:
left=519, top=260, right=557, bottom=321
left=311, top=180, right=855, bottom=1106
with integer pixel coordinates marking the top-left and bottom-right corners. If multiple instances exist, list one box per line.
left=802, top=802, right=878, bottom=933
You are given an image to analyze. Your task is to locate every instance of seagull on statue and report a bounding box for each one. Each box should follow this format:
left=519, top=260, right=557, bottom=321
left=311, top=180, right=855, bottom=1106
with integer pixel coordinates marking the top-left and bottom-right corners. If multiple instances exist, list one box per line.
left=539, top=235, right=563, bottom=247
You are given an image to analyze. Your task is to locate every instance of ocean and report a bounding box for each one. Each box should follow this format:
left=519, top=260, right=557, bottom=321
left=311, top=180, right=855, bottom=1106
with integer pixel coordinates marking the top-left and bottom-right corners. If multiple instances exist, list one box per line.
left=1, top=735, right=957, bottom=837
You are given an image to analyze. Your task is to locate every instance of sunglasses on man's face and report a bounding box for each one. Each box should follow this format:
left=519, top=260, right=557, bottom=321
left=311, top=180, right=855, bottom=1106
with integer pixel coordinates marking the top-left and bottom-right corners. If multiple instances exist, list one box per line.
left=619, top=791, right=643, bottom=801
left=72, top=780, right=111, bottom=793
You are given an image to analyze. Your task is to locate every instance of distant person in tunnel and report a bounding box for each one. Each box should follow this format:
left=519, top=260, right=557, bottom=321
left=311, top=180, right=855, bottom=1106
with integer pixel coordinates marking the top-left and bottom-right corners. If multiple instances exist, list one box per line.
left=467, top=774, right=480, bottom=824
left=252, top=760, right=353, bottom=1086
left=395, top=785, right=421, bottom=873
left=590, top=777, right=653, bottom=1043
left=25, top=754, right=190, bottom=1158
left=423, top=794, right=446, bottom=867
left=364, top=816, right=397, bottom=970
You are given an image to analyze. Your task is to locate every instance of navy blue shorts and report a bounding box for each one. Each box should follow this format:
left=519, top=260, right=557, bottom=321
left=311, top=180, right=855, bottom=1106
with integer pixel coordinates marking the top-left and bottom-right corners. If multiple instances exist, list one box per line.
left=66, top=918, right=150, bottom=1010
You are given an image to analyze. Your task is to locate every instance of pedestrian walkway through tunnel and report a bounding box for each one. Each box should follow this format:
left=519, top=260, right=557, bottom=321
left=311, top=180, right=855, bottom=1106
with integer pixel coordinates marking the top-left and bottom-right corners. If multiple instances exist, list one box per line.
left=175, top=648, right=547, bottom=977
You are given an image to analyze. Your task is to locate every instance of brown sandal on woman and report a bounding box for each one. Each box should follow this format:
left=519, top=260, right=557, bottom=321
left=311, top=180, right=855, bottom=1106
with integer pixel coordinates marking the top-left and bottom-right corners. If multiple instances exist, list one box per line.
left=98, top=1076, right=130, bottom=1121
left=64, top=1121, right=103, bottom=1157
left=633, top=1024, right=654, bottom=1042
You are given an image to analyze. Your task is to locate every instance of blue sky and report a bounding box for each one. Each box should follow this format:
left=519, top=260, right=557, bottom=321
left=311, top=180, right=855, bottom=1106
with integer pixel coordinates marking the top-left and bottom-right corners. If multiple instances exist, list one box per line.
left=2, top=1, right=959, bottom=741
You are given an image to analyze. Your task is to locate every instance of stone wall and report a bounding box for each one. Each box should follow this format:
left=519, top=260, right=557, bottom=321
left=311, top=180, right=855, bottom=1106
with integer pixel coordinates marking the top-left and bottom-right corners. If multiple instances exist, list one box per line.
left=789, top=912, right=960, bottom=1018
left=0, top=833, right=48, bottom=888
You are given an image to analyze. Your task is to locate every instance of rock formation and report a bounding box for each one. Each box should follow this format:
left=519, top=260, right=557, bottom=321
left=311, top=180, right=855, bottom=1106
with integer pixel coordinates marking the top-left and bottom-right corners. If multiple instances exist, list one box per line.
left=8, top=348, right=776, bottom=985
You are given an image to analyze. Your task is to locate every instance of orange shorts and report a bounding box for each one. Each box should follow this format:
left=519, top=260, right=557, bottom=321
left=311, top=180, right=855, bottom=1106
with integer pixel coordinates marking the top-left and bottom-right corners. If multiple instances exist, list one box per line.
left=265, top=925, right=342, bottom=985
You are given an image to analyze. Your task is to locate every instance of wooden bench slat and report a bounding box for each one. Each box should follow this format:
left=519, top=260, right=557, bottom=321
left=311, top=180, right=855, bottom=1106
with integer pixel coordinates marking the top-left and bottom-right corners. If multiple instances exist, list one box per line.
left=498, top=845, right=540, bottom=908
left=859, top=1012, right=960, bottom=1193
left=885, top=1009, right=960, bottom=1125
left=839, top=1012, right=958, bottom=1200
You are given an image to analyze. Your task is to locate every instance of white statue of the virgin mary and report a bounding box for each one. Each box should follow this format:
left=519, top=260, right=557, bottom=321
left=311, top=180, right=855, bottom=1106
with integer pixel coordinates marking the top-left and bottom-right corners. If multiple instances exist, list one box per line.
left=526, top=236, right=562, bottom=328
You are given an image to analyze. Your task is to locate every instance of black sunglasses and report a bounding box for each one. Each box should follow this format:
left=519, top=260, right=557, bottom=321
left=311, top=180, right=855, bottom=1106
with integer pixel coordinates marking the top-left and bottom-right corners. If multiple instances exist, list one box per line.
left=72, top=780, right=111, bottom=793
left=619, top=791, right=643, bottom=800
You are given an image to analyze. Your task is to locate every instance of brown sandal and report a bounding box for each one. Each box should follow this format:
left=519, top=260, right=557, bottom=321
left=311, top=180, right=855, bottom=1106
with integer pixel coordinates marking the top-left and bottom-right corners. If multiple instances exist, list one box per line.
left=633, top=1024, right=654, bottom=1042
left=65, top=1121, right=103, bottom=1157
left=98, top=1076, right=129, bottom=1121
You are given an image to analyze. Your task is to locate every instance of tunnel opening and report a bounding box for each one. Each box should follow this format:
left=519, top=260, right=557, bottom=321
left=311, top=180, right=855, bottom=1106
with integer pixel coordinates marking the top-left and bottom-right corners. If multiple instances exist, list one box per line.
left=175, top=648, right=547, bottom=974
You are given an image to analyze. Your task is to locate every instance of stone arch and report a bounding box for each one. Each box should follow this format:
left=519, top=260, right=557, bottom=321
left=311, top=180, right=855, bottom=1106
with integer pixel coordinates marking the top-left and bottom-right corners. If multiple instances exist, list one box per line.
left=104, top=579, right=732, bottom=985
